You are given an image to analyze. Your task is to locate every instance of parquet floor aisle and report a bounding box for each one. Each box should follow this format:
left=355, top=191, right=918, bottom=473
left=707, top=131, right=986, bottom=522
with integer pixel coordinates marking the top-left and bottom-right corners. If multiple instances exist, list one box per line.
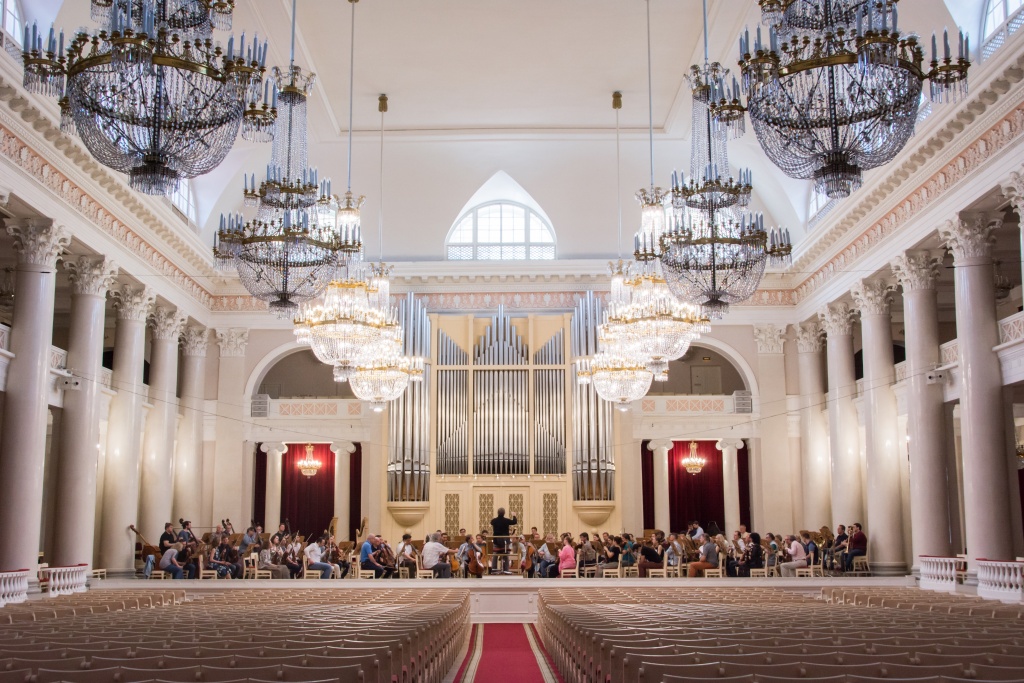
left=0, top=587, right=471, bottom=683
left=538, top=587, right=1024, bottom=683
left=452, top=624, right=562, bottom=683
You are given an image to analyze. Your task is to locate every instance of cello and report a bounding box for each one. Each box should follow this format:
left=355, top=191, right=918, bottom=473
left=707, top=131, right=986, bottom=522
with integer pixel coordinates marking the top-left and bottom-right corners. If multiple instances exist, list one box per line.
left=521, top=542, right=537, bottom=576
left=466, top=543, right=486, bottom=578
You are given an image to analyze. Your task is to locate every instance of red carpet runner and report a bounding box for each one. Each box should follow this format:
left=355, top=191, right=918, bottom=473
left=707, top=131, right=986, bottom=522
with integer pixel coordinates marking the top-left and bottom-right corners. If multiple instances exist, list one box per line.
left=454, top=623, right=562, bottom=683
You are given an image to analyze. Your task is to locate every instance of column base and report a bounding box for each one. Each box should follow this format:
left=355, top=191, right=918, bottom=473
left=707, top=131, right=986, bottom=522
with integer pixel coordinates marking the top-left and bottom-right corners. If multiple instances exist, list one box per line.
left=869, top=561, right=909, bottom=577
left=962, top=569, right=979, bottom=587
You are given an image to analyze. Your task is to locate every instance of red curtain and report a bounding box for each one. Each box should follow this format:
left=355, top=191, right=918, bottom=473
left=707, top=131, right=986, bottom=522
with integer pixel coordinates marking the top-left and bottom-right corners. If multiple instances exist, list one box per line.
left=346, top=444, right=363, bottom=542
left=666, top=440, right=724, bottom=533
left=281, top=443, right=336, bottom=539
left=253, top=444, right=267, bottom=526
left=641, top=440, right=655, bottom=530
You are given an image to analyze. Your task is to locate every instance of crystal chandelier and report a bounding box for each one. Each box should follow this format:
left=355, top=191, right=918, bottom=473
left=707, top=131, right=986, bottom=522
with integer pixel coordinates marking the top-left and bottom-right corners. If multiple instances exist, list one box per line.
left=213, top=0, right=360, bottom=318
left=681, top=441, right=706, bottom=475
left=23, top=0, right=274, bottom=196
left=660, top=2, right=792, bottom=319
left=731, top=0, right=970, bottom=198
left=589, top=352, right=654, bottom=411
left=294, top=276, right=401, bottom=382
left=350, top=353, right=424, bottom=413
left=297, top=443, right=321, bottom=478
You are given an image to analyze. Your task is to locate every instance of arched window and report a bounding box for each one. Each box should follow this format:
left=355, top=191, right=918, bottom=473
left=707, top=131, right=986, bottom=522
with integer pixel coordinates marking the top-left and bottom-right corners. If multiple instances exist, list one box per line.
left=446, top=201, right=555, bottom=260
left=3, top=0, right=23, bottom=44
left=983, top=0, right=1024, bottom=57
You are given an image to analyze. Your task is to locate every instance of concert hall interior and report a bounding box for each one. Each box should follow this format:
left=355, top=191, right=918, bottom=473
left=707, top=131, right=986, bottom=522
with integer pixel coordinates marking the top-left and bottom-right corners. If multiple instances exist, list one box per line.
left=2, top=0, right=1024, bottom=681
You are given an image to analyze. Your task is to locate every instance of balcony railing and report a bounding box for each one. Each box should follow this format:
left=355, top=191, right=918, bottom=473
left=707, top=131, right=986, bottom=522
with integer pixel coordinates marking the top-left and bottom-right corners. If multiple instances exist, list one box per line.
left=919, top=556, right=959, bottom=594
left=976, top=559, right=1024, bottom=603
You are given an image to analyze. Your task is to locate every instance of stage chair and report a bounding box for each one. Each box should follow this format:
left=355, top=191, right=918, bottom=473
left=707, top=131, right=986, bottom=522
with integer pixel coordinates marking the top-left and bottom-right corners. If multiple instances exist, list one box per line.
left=648, top=555, right=670, bottom=579
left=748, top=568, right=768, bottom=578
left=601, top=557, right=623, bottom=579
left=849, top=555, right=872, bottom=576
left=248, top=553, right=272, bottom=580
left=197, top=555, right=219, bottom=580
left=560, top=566, right=578, bottom=579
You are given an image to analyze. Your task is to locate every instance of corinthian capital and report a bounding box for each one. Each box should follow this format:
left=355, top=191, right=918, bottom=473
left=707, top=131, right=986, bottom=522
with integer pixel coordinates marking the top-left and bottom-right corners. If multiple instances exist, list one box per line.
left=1001, top=168, right=1024, bottom=216
left=110, top=284, right=155, bottom=321
left=64, top=256, right=118, bottom=297
left=753, top=323, right=787, bottom=354
left=819, top=302, right=858, bottom=337
left=6, top=218, right=71, bottom=269
left=891, top=250, right=942, bottom=292
left=216, top=328, right=249, bottom=358
left=180, top=326, right=209, bottom=357
left=939, top=212, right=1002, bottom=263
left=795, top=321, right=824, bottom=353
left=149, top=306, right=187, bottom=341
left=851, top=279, right=896, bottom=316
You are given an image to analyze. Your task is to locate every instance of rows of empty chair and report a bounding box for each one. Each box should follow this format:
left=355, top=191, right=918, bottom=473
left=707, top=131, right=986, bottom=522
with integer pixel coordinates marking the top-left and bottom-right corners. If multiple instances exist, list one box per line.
left=537, top=586, right=1024, bottom=682
left=0, top=589, right=186, bottom=623
left=0, top=587, right=470, bottom=683
left=821, top=587, right=1024, bottom=618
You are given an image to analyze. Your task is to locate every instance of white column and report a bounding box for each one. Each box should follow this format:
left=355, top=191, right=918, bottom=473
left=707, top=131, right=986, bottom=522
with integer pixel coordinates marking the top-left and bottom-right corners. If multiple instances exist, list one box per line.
left=819, top=302, right=864, bottom=527
left=173, top=326, right=208, bottom=522
left=212, top=329, right=249, bottom=524
left=1000, top=170, right=1024, bottom=292
left=753, top=323, right=795, bottom=532
left=98, top=284, right=155, bottom=575
left=331, top=441, right=356, bottom=539
left=260, top=442, right=286, bottom=533
left=892, top=251, right=952, bottom=567
left=139, top=306, right=186, bottom=543
left=647, top=440, right=673, bottom=532
left=716, top=439, right=745, bottom=535
left=51, top=256, right=118, bottom=568
left=795, top=321, right=831, bottom=529
left=0, top=219, right=70, bottom=574
left=940, top=213, right=1016, bottom=569
left=851, top=279, right=907, bottom=575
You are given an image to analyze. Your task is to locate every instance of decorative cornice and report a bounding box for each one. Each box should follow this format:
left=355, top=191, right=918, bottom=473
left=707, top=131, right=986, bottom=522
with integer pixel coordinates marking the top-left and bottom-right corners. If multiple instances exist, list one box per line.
left=180, top=325, right=209, bottom=357
left=65, top=255, right=118, bottom=297
left=0, top=121, right=213, bottom=307
left=149, top=306, right=188, bottom=341
left=752, top=323, right=787, bottom=354
left=850, top=279, right=896, bottom=316
left=939, top=211, right=1003, bottom=263
left=5, top=218, right=70, bottom=268
left=1001, top=166, right=1024, bottom=216
left=110, top=284, right=155, bottom=322
left=216, top=327, right=249, bottom=358
left=891, top=251, right=942, bottom=291
left=819, top=302, right=858, bottom=337
left=795, top=321, right=824, bottom=353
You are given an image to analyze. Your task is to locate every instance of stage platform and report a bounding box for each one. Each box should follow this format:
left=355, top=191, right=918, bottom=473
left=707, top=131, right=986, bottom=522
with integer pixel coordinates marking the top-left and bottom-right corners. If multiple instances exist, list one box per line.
left=84, top=575, right=916, bottom=623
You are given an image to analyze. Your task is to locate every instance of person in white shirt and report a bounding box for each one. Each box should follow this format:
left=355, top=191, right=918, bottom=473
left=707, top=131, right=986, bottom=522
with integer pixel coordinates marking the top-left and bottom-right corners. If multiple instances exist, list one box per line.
left=396, top=533, right=418, bottom=578
left=780, top=534, right=809, bottom=576
left=303, top=536, right=333, bottom=579
left=421, top=533, right=455, bottom=578
left=666, top=534, right=684, bottom=568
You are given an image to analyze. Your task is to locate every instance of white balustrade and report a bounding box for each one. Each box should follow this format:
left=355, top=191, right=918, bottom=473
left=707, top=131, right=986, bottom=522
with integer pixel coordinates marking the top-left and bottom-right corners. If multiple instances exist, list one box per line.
left=977, top=559, right=1024, bottom=603
left=38, top=564, right=89, bottom=597
left=919, top=556, right=959, bottom=594
left=0, top=568, right=29, bottom=606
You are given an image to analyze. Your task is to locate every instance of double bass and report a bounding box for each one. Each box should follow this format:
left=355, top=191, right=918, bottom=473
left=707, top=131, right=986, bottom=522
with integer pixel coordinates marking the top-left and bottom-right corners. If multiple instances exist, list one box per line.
left=129, top=525, right=160, bottom=563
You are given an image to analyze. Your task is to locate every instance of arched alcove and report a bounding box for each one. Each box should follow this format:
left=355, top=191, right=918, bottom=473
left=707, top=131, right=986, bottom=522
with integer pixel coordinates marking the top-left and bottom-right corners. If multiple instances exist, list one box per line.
left=256, top=350, right=354, bottom=399
left=648, top=344, right=749, bottom=396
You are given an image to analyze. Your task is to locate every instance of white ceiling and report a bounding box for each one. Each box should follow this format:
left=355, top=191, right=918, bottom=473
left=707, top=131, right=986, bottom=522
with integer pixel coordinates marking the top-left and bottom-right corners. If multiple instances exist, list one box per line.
left=46, top=0, right=967, bottom=263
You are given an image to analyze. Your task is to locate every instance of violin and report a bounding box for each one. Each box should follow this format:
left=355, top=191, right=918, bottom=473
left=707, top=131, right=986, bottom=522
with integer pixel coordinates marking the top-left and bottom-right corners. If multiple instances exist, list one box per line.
left=466, top=544, right=485, bottom=578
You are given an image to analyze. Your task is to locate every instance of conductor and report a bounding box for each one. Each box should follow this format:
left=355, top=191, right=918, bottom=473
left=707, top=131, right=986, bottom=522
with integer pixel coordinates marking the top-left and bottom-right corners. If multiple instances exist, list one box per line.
left=490, top=507, right=518, bottom=574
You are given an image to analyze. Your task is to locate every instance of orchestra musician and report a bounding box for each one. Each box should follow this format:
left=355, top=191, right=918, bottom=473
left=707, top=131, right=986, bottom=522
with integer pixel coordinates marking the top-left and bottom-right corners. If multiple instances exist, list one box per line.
left=326, top=535, right=350, bottom=578
left=375, top=536, right=399, bottom=578
left=537, top=534, right=558, bottom=578
left=396, top=533, right=418, bottom=578
left=360, top=534, right=394, bottom=578
left=177, top=520, right=197, bottom=546
left=210, top=532, right=240, bottom=578
left=421, top=533, right=456, bottom=578
left=280, top=534, right=302, bottom=578
left=142, top=522, right=177, bottom=578
left=239, top=526, right=261, bottom=557
left=304, top=535, right=334, bottom=579
left=271, top=522, right=289, bottom=545
left=158, top=542, right=186, bottom=579
left=258, top=537, right=290, bottom=579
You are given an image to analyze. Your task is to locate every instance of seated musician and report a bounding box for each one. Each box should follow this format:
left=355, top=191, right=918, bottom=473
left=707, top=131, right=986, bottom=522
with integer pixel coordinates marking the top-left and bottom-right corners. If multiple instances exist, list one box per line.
left=577, top=532, right=598, bottom=571
left=531, top=527, right=541, bottom=541
left=596, top=536, right=621, bottom=574
left=396, top=533, right=418, bottom=578
left=490, top=508, right=518, bottom=574
left=620, top=533, right=636, bottom=568
left=177, top=520, right=197, bottom=546
left=360, top=534, right=394, bottom=578
left=514, top=534, right=535, bottom=578
left=280, top=535, right=302, bottom=578
left=210, top=533, right=240, bottom=578
left=239, top=526, right=261, bottom=558
left=159, top=542, right=185, bottom=579
left=421, top=533, right=456, bottom=578
left=557, top=536, right=577, bottom=576
left=271, top=523, right=288, bottom=545
left=303, top=535, right=334, bottom=579
left=666, top=533, right=684, bottom=570
left=143, top=522, right=177, bottom=578
left=325, top=535, right=350, bottom=578
left=259, top=537, right=290, bottom=579
left=687, top=533, right=721, bottom=577
left=537, top=534, right=558, bottom=578
left=637, top=536, right=665, bottom=578
left=844, top=523, right=867, bottom=572
left=734, top=532, right=765, bottom=577
left=828, top=524, right=849, bottom=571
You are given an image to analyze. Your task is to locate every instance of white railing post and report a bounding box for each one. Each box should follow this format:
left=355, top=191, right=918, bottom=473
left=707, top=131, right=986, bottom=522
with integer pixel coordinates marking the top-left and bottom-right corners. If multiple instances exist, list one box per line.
left=38, top=564, right=89, bottom=597
left=0, top=569, right=30, bottom=606
left=919, top=556, right=958, bottom=593
left=976, top=559, right=1024, bottom=603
